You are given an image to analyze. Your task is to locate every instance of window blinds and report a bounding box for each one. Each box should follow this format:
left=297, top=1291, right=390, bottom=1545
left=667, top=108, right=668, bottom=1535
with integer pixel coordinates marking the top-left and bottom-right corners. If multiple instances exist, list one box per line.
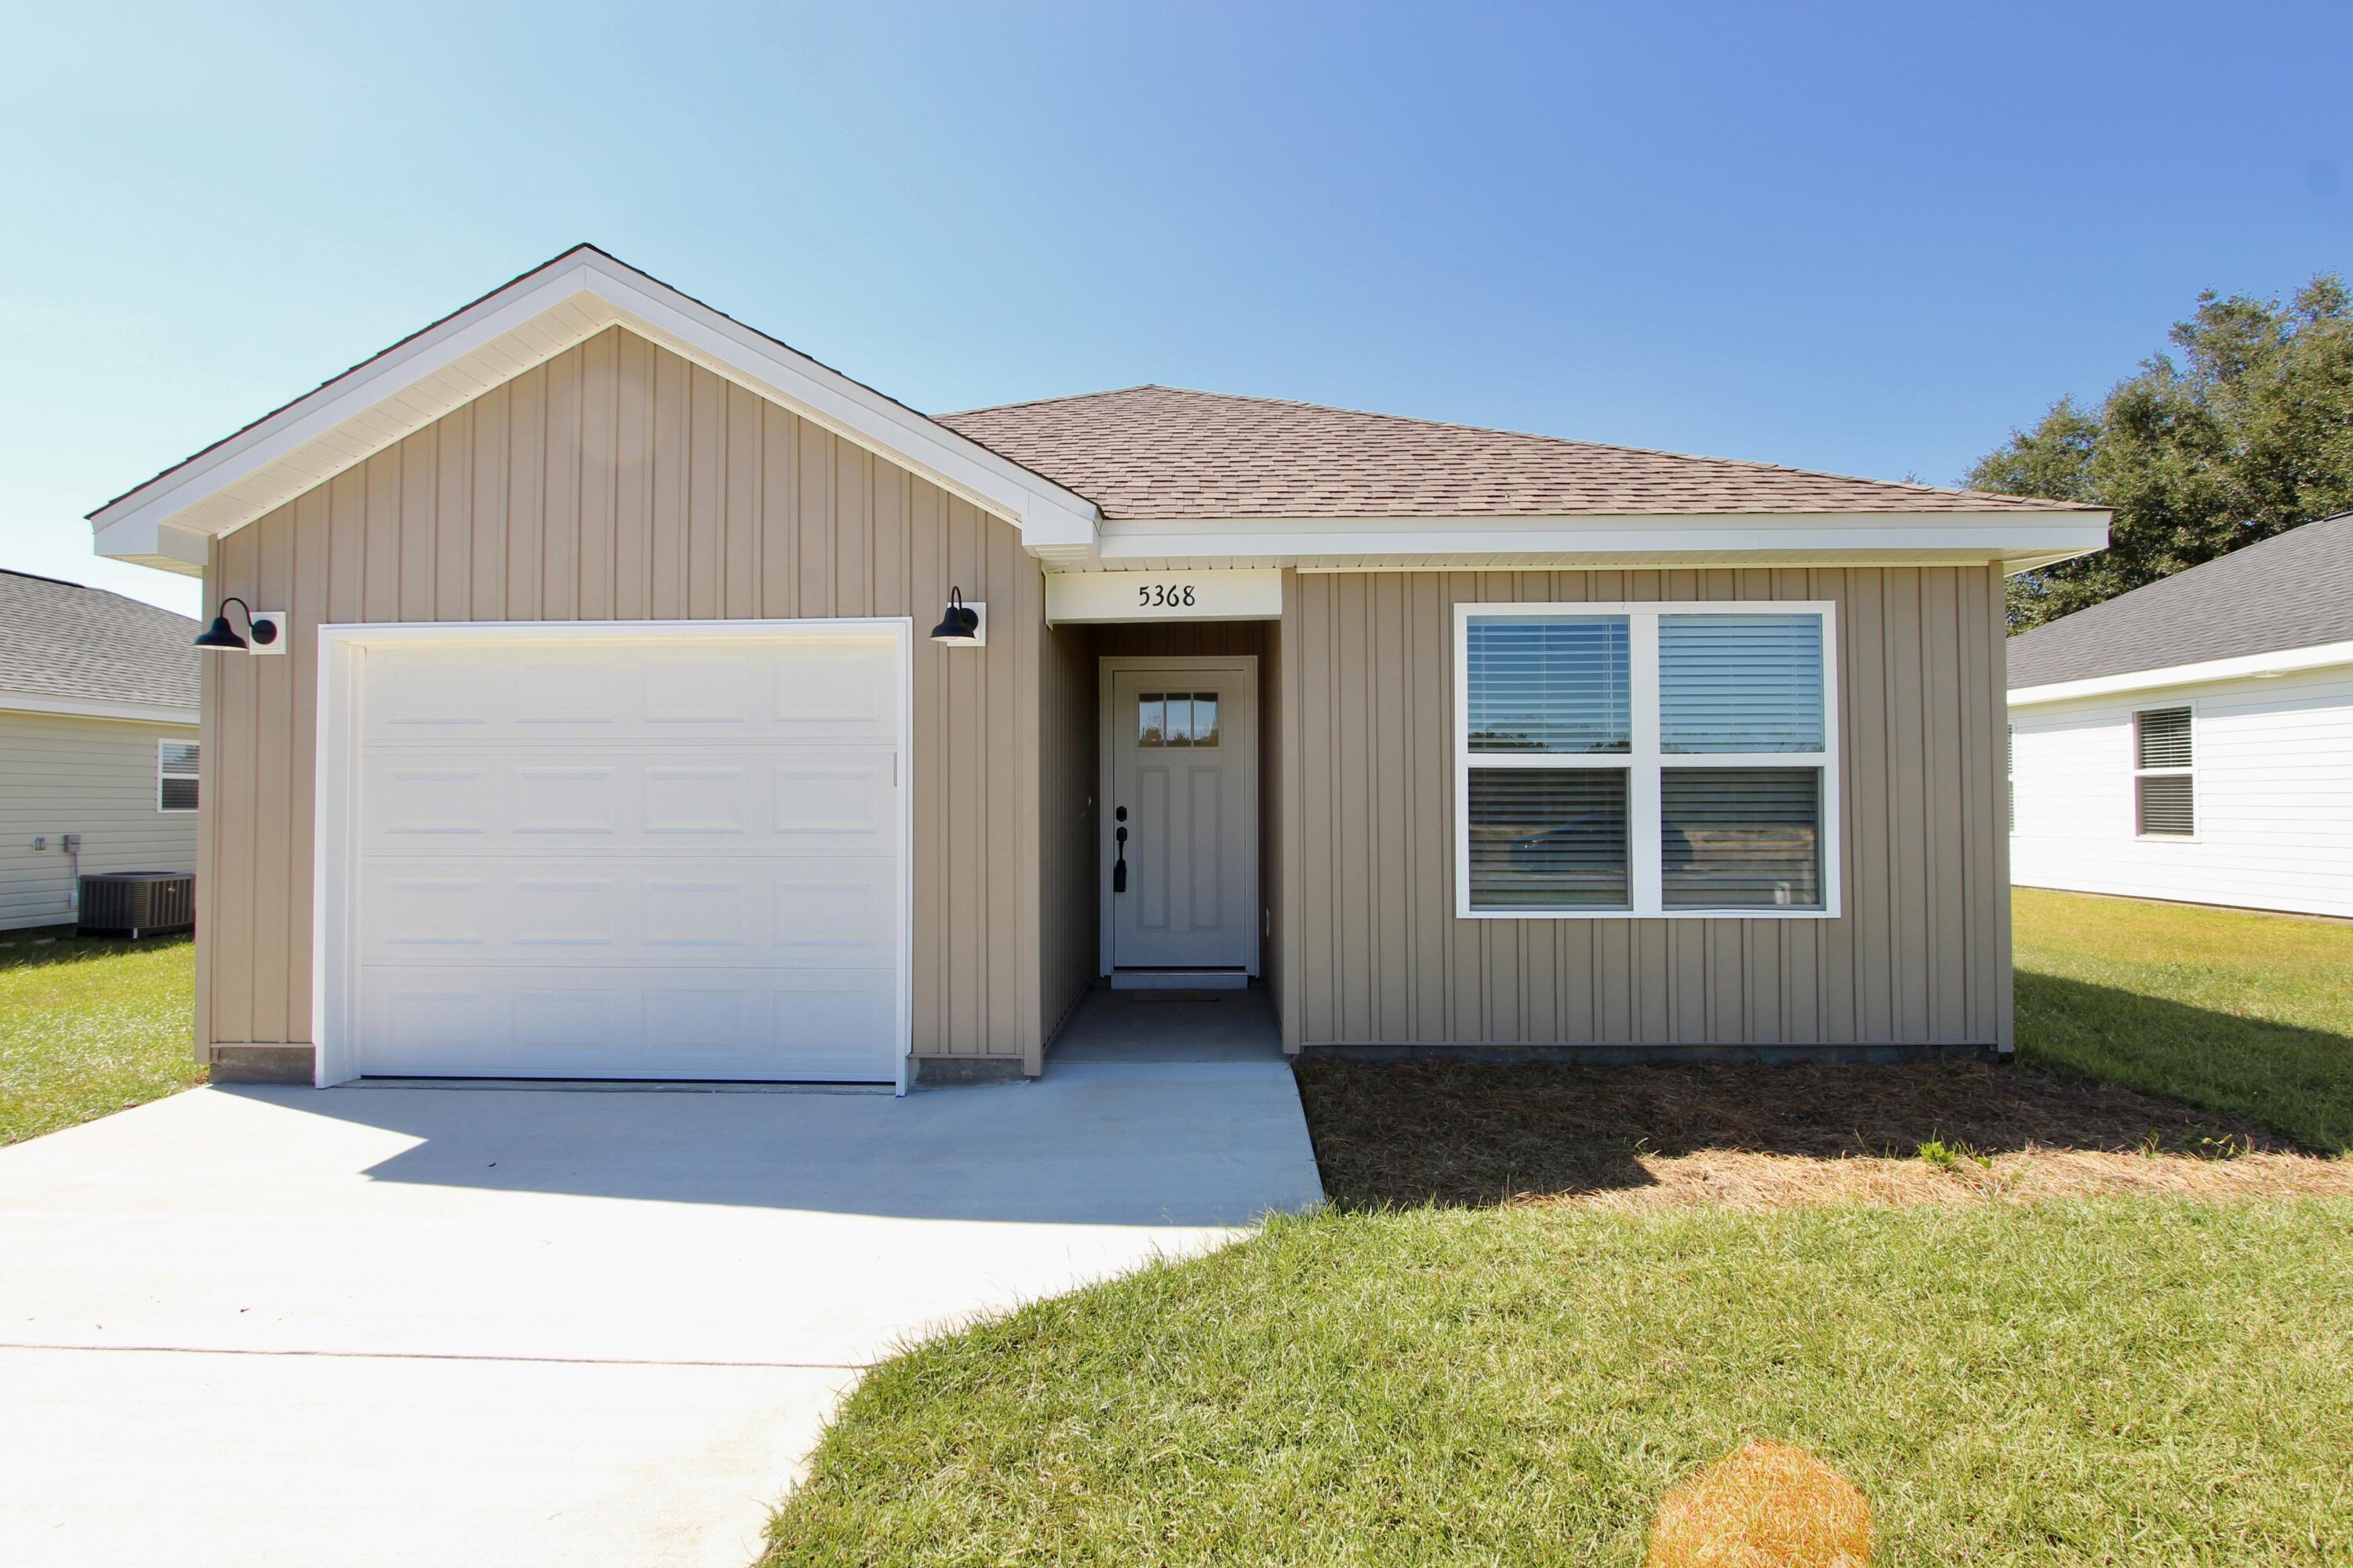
left=1660, top=768, right=1823, bottom=908
left=2134, top=708, right=2193, bottom=836
left=2137, top=777, right=2194, bottom=837
left=1467, top=769, right=1630, bottom=908
left=1466, top=617, right=1630, bottom=753
left=2135, top=708, right=2191, bottom=770
left=1660, top=614, right=1824, bottom=753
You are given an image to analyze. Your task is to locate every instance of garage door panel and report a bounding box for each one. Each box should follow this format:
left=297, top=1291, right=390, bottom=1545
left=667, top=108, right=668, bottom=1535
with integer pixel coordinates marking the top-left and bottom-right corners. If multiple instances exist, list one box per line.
left=362, top=638, right=898, bottom=744
left=770, top=646, right=897, bottom=734
left=358, top=965, right=896, bottom=1080
left=361, top=857, right=895, bottom=969
left=360, top=748, right=895, bottom=853
left=351, top=632, right=904, bottom=1082
left=369, top=763, right=498, bottom=842
left=770, top=755, right=895, bottom=849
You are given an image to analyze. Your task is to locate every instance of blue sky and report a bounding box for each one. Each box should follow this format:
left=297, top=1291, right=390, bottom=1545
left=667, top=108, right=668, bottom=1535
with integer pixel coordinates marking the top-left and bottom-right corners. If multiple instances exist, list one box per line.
left=3, top=0, right=2345, bottom=615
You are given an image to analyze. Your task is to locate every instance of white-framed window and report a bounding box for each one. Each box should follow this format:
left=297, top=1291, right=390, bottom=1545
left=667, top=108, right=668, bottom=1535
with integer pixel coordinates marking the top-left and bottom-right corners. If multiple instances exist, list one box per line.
left=1455, top=602, right=1839, bottom=919
left=2133, top=706, right=2194, bottom=838
left=158, top=739, right=199, bottom=813
left=2006, top=722, right=2015, bottom=834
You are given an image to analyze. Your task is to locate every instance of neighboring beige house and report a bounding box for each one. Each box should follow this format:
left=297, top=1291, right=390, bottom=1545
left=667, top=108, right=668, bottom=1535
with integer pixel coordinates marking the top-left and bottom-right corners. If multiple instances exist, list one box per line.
left=89, top=246, right=2107, bottom=1087
left=0, top=569, right=200, bottom=930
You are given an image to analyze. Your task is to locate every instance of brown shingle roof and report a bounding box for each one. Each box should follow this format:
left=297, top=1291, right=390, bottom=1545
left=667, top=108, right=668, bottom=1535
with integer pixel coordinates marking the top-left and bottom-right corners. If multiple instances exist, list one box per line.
left=936, top=385, right=2095, bottom=521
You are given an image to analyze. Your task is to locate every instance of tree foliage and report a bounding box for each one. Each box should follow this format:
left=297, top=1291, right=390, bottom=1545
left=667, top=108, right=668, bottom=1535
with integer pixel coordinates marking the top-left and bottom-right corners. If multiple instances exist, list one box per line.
left=1968, top=277, right=2353, bottom=630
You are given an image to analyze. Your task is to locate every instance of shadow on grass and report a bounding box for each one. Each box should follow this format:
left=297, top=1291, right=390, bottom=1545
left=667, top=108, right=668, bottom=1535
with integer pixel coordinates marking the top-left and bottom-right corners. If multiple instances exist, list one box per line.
left=1298, top=1008, right=2337, bottom=1212
left=0, top=926, right=191, bottom=973
left=2017, top=971, right=2353, bottom=1156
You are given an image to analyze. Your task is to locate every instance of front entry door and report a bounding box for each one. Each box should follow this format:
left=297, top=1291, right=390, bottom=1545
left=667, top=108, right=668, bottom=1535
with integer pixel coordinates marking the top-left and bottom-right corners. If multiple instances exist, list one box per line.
left=1107, top=663, right=1257, bottom=973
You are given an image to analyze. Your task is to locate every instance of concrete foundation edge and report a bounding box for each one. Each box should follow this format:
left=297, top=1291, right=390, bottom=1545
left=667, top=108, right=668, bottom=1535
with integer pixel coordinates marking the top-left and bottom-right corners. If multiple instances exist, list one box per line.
left=209, top=1045, right=318, bottom=1085
left=913, top=1057, right=1031, bottom=1086
left=1297, top=1040, right=2000, bottom=1066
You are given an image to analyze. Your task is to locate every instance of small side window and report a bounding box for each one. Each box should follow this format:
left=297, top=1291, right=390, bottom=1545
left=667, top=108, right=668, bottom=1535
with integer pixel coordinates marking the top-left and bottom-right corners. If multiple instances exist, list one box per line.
left=2133, top=708, right=2192, bottom=837
left=159, top=740, right=200, bottom=813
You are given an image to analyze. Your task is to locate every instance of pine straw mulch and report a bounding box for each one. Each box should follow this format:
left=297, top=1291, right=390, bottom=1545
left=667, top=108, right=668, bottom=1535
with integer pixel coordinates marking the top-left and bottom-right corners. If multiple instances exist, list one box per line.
left=1293, top=1057, right=2353, bottom=1213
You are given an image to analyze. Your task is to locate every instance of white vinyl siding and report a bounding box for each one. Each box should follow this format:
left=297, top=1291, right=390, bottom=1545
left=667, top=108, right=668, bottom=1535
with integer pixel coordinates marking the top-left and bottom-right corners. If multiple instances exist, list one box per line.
left=1456, top=602, right=1840, bottom=919
left=0, top=710, right=201, bottom=931
left=2010, top=663, right=2353, bottom=917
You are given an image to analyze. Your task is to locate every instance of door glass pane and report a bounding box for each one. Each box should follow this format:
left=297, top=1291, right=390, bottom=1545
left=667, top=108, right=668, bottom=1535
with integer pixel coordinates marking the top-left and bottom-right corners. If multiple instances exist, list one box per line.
left=1660, top=614, right=1824, bottom=753
left=1191, top=693, right=1220, bottom=748
left=1661, top=768, right=1821, bottom=908
left=1166, top=695, right=1193, bottom=746
left=1138, top=695, right=1165, bottom=747
left=1467, top=769, right=1629, bottom=909
left=1466, top=617, right=1630, bottom=753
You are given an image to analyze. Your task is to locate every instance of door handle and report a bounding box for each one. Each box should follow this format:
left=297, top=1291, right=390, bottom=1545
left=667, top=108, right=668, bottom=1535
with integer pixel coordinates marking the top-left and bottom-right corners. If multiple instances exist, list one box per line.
left=1113, top=820, right=1128, bottom=893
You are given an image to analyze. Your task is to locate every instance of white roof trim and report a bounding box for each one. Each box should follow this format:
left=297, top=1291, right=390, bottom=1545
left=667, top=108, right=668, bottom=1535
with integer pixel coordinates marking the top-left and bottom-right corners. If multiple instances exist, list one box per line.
left=2008, top=636, right=2353, bottom=706
left=90, top=246, right=1101, bottom=577
left=1031, top=511, right=2109, bottom=574
left=0, top=689, right=199, bottom=726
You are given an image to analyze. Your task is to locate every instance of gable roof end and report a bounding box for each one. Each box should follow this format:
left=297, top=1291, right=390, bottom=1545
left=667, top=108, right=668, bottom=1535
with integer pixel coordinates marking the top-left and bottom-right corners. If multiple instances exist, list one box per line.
left=89, top=245, right=1101, bottom=577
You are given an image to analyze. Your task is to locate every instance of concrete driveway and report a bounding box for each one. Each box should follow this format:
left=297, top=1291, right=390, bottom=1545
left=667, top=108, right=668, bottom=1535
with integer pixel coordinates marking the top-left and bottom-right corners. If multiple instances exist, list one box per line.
left=0, top=1060, right=1321, bottom=1567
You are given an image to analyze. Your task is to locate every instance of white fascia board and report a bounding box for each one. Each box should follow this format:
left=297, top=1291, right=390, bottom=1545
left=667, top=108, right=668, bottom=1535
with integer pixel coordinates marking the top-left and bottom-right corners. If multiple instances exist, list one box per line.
left=1090, top=511, right=2110, bottom=569
left=2008, top=638, right=2353, bottom=707
left=0, top=689, right=200, bottom=726
left=90, top=247, right=1098, bottom=572
left=91, top=260, right=609, bottom=566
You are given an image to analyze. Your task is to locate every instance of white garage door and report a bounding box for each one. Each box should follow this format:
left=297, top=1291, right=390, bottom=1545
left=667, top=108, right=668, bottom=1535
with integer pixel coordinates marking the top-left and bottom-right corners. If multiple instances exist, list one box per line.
left=348, top=628, right=905, bottom=1082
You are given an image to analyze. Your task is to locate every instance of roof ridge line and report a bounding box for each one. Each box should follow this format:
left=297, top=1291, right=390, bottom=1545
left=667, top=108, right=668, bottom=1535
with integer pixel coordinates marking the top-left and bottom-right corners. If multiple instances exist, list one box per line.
left=950, top=383, right=2068, bottom=507
left=936, top=384, right=1166, bottom=419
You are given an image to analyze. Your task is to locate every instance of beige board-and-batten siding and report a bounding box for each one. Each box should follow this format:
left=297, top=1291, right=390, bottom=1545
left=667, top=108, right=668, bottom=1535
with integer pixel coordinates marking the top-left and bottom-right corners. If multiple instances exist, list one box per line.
left=1274, top=566, right=2013, bottom=1053
left=198, top=325, right=1048, bottom=1073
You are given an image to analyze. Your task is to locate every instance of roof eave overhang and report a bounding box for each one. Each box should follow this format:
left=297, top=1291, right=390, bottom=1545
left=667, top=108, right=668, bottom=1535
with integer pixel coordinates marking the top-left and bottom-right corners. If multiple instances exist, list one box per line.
left=0, top=689, right=199, bottom=726
left=90, top=246, right=1100, bottom=578
left=2009, top=635, right=2353, bottom=707
left=1031, top=511, right=2111, bottom=573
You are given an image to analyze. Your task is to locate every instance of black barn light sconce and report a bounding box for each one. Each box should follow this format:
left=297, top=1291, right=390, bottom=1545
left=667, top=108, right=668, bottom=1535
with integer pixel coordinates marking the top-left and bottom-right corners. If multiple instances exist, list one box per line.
left=193, top=597, right=288, bottom=657
left=929, top=587, right=986, bottom=646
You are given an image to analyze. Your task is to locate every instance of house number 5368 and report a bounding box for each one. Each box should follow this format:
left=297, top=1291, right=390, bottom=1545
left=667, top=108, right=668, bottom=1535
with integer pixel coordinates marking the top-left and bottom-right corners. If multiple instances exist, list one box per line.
left=1136, top=583, right=1198, bottom=608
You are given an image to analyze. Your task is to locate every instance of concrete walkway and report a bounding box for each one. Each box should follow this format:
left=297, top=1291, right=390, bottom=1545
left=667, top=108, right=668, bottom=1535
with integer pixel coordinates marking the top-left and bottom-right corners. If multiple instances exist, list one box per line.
left=1049, top=984, right=1286, bottom=1063
left=0, top=1061, right=1320, bottom=1568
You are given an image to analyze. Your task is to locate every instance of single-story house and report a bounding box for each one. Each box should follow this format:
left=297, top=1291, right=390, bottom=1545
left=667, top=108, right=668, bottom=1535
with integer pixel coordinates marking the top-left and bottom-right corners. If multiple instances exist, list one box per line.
left=2008, top=511, right=2353, bottom=919
left=89, top=246, right=2108, bottom=1088
left=0, top=569, right=200, bottom=930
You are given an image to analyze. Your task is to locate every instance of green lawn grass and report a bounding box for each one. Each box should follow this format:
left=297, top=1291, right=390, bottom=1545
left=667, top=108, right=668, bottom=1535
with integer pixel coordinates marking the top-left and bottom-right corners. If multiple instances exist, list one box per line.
left=770, top=890, right=2353, bottom=1564
left=2014, top=888, right=2353, bottom=1151
left=0, top=928, right=200, bottom=1146
left=769, top=1198, right=2353, bottom=1566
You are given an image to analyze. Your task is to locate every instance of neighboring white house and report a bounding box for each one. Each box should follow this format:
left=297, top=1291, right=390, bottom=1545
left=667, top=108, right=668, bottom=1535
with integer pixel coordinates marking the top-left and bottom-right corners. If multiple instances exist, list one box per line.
left=0, top=569, right=201, bottom=930
left=2008, top=511, right=2353, bottom=919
